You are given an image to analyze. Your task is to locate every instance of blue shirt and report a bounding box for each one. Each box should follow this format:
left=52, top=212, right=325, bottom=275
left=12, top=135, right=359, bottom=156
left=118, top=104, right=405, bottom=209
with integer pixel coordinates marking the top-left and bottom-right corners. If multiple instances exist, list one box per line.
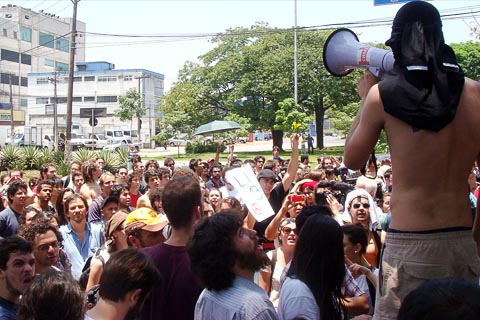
left=0, top=296, right=16, bottom=320
left=195, top=276, right=277, bottom=320
left=59, top=222, right=105, bottom=280
left=0, top=207, right=20, bottom=239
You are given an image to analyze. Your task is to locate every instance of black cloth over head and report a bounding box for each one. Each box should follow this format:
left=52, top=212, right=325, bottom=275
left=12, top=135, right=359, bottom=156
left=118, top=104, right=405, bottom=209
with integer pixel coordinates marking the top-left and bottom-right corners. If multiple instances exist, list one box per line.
left=379, top=1, right=465, bottom=132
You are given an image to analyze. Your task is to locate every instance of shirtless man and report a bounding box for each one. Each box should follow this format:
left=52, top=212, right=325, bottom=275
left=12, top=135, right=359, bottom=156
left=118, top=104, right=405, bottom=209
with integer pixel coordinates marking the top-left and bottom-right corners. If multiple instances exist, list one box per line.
left=343, top=2, right=480, bottom=319
left=79, top=160, right=102, bottom=205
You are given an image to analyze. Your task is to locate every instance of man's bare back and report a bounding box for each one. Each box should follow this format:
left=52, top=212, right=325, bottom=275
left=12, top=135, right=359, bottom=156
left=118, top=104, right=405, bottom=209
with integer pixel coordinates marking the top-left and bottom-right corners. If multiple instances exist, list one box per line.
left=345, top=74, right=480, bottom=232
left=80, top=182, right=101, bottom=205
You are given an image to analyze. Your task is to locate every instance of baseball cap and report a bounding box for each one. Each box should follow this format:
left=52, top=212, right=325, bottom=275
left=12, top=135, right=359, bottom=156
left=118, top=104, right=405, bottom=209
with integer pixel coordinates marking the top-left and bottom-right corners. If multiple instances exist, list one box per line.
left=125, top=207, right=169, bottom=234
left=104, top=211, right=128, bottom=242
left=256, top=169, right=276, bottom=181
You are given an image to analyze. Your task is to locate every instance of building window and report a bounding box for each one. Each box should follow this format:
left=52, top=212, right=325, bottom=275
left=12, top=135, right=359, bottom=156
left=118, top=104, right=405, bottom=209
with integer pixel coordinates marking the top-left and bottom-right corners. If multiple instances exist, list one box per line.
left=72, top=96, right=82, bottom=102
left=39, top=32, right=54, bottom=48
left=19, top=99, right=27, bottom=107
left=73, top=77, right=82, bottom=82
left=124, top=75, right=133, bottom=81
left=1, top=73, right=19, bottom=85
left=36, top=97, right=49, bottom=104
left=55, top=38, right=69, bottom=52
left=55, top=61, right=69, bottom=71
left=36, top=78, right=49, bottom=85
left=97, top=76, right=117, bottom=82
left=13, top=31, right=17, bottom=39
left=3, top=29, right=7, bottom=36
left=97, top=96, right=117, bottom=103
left=56, top=97, right=67, bottom=104
left=84, top=96, right=95, bottom=102
left=21, top=77, right=27, bottom=87
left=21, top=27, right=32, bottom=42
left=1, top=49, right=19, bottom=63
left=44, top=59, right=55, bottom=67
left=84, top=76, right=95, bottom=81
left=21, top=53, right=31, bottom=65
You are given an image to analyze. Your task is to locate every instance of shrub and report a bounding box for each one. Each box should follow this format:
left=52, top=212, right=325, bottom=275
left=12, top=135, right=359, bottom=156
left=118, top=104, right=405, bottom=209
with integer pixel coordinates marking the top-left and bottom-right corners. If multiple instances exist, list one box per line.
left=0, top=145, right=25, bottom=171
left=22, top=146, right=42, bottom=170
left=185, top=142, right=226, bottom=154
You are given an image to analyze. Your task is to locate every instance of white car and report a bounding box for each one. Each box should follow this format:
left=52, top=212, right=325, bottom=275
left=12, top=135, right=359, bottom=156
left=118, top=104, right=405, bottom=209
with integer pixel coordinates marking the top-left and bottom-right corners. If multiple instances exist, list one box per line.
left=86, top=134, right=111, bottom=149
left=168, top=137, right=190, bottom=146
left=103, top=138, right=130, bottom=151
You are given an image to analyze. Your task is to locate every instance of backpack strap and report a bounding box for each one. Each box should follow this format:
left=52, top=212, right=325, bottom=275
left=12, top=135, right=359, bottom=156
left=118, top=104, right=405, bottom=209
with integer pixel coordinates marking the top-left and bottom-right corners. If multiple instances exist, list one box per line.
left=268, top=249, right=278, bottom=295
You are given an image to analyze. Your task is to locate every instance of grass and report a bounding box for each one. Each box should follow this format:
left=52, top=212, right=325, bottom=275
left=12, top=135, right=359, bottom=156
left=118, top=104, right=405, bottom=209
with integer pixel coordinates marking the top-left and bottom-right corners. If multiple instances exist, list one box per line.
left=143, top=146, right=346, bottom=163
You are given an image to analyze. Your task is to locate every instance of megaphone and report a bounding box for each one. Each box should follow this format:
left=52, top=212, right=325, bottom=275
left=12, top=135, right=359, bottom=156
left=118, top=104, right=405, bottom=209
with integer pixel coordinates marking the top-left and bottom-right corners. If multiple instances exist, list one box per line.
left=323, top=28, right=394, bottom=78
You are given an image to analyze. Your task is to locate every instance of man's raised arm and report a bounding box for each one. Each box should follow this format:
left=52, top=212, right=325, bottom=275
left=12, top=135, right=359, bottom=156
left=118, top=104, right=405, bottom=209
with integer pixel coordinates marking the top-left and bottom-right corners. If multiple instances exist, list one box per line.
left=344, top=71, right=384, bottom=170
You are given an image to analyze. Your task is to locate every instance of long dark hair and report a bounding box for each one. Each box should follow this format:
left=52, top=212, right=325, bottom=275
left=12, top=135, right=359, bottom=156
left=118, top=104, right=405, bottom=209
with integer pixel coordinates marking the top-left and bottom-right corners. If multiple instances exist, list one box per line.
left=287, top=214, right=345, bottom=320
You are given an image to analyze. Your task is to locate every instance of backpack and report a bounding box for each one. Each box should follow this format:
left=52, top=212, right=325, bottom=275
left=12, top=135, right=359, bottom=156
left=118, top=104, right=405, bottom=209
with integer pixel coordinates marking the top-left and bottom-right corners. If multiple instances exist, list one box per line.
left=78, top=249, right=105, bottom=291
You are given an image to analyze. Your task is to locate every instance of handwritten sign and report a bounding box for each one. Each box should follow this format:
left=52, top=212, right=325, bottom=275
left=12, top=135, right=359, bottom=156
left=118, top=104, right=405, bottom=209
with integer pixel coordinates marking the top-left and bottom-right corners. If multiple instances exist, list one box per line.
left=226, top=166, right=275, bottom=222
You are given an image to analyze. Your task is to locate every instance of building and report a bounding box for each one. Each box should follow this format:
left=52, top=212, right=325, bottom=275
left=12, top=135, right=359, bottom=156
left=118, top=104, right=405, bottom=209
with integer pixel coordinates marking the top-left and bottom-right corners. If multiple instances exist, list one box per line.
left=0, top=3, right=86, bottom=137
left=28, top=61, right=164, bottom=148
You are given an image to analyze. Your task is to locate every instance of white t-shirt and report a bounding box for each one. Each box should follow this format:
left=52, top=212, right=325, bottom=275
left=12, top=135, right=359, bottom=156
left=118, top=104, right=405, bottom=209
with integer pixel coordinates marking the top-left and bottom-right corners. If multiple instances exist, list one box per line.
left=278, top=277, right=319, bottom=320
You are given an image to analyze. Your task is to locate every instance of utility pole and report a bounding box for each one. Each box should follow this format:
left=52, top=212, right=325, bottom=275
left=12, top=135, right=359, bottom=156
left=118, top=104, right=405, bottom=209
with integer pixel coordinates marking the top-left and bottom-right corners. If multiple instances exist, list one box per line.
left=48, top=72, right=58, bottom=150
left=293, top=0, right=298, bottom=105
left=8, top=73, right=14, bottom=137
left=135, top=74, right=149, bottom=144
left=65, top=0, right=79, bottom=160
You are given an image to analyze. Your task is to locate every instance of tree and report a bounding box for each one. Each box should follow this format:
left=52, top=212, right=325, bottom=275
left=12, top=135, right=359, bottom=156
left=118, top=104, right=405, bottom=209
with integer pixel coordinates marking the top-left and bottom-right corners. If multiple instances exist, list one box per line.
left=161, top=24, right=360, bottom=149
left=274, top=98, right=310, bottom=134
left=115, top=88, right=145, bottom=136
left=450, top=41, right=480, bottom=80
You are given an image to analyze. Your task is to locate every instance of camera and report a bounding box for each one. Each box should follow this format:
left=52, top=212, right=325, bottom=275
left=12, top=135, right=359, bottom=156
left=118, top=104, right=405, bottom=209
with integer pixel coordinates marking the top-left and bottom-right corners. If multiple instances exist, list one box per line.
left=289, top=194, right=305, bottom=203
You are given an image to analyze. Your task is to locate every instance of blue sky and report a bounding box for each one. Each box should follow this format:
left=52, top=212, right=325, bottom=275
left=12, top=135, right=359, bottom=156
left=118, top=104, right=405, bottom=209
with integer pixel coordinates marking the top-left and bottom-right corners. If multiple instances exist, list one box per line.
left=11, top=0, right=480, bottom=90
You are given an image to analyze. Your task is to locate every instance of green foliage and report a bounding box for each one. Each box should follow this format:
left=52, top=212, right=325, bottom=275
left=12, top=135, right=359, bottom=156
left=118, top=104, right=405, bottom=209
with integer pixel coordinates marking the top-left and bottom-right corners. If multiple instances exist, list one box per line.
left=162, top=24, right=360, bottom=150
left=274, top=98, right=310, bottom=133
left=22, top=146, right=42, bottom=170
left=97, top=150, right=125, bottom=173
left=72, top=149, right=97, bottom=163
left=155, top=108, right=192, bottom=143
left=0, top=145, right=25, bottom=171
left=185, top=142, right=227, bottom=154
left=450, top=42, right=480, bottom=80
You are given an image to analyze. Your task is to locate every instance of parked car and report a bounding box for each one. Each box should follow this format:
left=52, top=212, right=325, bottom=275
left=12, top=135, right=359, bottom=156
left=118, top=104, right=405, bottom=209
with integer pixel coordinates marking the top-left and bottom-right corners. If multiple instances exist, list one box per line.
left=202, top=136, right=229, bottom=145
left=85, top=134, right=111, bottom=149
left=103, top=138, right=140, bottom=152
left=168, top=137, right=190, bottom=146
left=235, top=136, right=249, bottom=143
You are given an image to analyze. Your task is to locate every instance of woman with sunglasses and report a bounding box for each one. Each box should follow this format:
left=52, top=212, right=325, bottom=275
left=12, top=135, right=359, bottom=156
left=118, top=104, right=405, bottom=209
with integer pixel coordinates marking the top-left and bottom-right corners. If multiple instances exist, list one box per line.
left=259, top=217, right=297, bottom=310
left=342, top=189, right=382, bottom=268
left=342, top=223, right=378, bottom=316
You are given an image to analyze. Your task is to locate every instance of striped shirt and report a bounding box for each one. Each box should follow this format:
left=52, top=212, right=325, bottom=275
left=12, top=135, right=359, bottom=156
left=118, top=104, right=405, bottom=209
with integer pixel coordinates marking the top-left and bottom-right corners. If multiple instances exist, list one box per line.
left=195, top=276, right=278, bottom=320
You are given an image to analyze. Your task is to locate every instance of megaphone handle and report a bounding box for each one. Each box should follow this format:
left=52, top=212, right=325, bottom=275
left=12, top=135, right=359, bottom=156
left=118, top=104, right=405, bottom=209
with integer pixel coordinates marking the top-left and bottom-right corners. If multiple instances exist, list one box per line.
left=367, top=67, right=381, bottom=79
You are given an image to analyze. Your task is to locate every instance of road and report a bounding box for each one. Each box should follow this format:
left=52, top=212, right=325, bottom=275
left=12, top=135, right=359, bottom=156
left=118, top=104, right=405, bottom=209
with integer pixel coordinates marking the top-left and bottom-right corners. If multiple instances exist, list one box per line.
left=138, top=135, right=345, bottom=160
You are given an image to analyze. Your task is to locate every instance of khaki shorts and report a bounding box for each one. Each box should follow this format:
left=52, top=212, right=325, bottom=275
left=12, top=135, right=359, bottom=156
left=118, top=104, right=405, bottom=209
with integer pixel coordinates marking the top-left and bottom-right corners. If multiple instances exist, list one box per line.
left=373, top=229, right=480, bottom=320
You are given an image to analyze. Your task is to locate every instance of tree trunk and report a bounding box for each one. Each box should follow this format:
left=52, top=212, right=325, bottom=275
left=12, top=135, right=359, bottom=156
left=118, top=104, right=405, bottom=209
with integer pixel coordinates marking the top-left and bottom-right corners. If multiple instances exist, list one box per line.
left=272, top=130, right=284, bottom=151
left=315, top=102, right=325, bottom=149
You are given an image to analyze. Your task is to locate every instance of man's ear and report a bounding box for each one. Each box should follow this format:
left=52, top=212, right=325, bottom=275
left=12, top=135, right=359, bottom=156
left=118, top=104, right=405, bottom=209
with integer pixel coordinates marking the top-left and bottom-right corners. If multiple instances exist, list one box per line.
left=126, top=288, right=143, bottom=306
left=127, top=235, right=139, bottom=249
left=195, top=205, right=202, bottom=220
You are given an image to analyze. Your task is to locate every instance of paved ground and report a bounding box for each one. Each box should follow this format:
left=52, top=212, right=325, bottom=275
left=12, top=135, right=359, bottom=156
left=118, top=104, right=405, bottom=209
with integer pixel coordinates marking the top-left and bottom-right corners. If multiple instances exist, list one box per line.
left=138, top=135, right=345, bottom=160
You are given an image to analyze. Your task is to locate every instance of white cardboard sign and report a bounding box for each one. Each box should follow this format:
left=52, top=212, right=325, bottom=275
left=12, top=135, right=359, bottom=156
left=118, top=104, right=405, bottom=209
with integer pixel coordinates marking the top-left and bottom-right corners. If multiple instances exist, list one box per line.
left=226, top=166, right=275, bottom=222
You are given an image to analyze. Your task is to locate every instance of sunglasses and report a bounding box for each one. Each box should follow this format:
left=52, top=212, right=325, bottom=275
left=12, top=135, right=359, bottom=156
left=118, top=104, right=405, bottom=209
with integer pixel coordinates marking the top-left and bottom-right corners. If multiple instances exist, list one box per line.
left=352, top=203, right=370, bottom=209
left=36, top=241, right=59, bottom=252
left=281, top=226, right=298, bottom=235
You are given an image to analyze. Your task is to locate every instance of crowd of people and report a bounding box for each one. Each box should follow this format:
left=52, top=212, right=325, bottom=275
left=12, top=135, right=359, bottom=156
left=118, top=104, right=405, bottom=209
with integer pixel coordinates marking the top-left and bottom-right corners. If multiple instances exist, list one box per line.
left=1, top=1, right=480, bottom=319
left=0, top=130, right=477, bottom=319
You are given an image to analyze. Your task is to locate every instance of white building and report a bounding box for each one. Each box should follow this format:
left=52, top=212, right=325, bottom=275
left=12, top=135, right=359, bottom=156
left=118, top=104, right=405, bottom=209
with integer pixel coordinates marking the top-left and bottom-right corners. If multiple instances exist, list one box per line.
left=0, top=3, right=85, bottom=118
left=28, top=61, right=164, bottom=148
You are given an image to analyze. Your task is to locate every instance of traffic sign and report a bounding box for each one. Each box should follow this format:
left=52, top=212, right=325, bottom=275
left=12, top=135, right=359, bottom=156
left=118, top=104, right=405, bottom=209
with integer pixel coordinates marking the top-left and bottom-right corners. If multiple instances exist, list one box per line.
left=374, top=0, right=412, bottom=6
left=80, top=107, right=107, bottom=118
left=89, top=117, right=98, bottom=127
